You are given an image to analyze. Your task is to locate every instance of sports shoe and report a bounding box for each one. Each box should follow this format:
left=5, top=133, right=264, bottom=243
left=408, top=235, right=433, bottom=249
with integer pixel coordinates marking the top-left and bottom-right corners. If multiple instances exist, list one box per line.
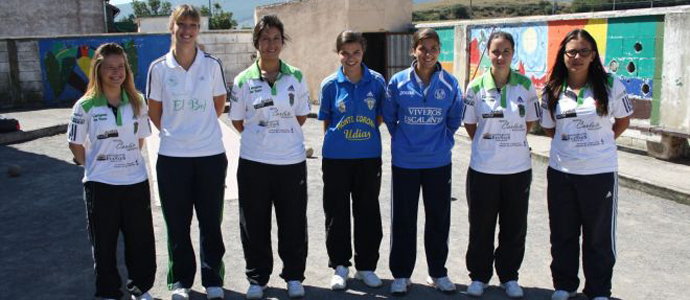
left=466, top=281, right=488, bottom=297
left=355, top=271, right=383, bottom=288
left=331, top=265, right=349, bottom=290
left=427, top=276, right=457, bottom=294
left=171, top=282, right=190, bottom=300
left=501, top=281, right=524, bottom=298
left=390, top=278, right=411, bottom=296
left=592, top=297, right=609, bottom=300
left=206, top=286, right=224, bottom=300
left=245, top=284, right=267, bottom=300
left=287, top=280, right=305, bottom=298
left=551, top=290, right=577, bottom=300
left=131, top=292, right=153, bottom=300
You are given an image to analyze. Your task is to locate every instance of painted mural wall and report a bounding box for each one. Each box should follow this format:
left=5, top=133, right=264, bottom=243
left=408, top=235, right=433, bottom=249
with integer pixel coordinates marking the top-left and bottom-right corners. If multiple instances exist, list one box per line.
left=437, top=27, right=455, bottom=72
left=468, top=16, right=664, bottom=123
left=38, top=34, right=171, bottom=105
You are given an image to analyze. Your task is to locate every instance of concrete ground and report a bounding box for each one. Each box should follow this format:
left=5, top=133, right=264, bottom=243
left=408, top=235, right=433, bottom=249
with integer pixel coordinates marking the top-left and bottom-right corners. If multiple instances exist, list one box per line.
left=1, top=116, right=690, bottom=300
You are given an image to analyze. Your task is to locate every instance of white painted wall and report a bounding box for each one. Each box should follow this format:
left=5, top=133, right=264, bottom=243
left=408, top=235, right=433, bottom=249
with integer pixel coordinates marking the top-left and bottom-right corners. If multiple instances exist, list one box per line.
left=138, top=16, right=210, bottom=33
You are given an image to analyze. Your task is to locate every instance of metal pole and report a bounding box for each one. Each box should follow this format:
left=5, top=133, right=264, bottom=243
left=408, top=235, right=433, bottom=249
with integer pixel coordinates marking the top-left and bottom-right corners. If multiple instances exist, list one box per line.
left=552, top=0, right=556, bottom=14
left=209, top=0, right=212, bottom=16
left=613, top=0, right=616, bottom=10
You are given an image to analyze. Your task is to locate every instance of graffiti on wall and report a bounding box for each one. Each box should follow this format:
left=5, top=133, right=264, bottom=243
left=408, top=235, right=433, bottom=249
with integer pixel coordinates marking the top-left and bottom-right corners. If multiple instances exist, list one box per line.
left=437, top=27, right=455, bottom=72
left=468, top=16, right=663, bottom=101
left=38, top=34, right=171, bottom=104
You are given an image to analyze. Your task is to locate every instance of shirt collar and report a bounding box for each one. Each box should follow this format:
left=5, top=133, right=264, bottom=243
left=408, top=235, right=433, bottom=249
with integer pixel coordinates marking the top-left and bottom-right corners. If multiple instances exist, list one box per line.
left=336, top=63, right=371, bottom=84
left=408, top=60, right=442, bottom=82
left=165, top=47, right=203, bottom=69
left=91, top=89, right=130, bottom=107
left=249, top=59, right=292, bottom=81
left=482, top=69, right=523, bottom=92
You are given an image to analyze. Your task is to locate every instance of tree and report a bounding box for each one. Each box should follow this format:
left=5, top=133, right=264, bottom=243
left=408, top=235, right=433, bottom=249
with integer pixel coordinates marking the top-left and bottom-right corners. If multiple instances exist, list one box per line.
left=131, top=0, right=173, bottom=17
left=201, top=2, right=238, bottom=30
left=161, top=2, right=172, bottom=15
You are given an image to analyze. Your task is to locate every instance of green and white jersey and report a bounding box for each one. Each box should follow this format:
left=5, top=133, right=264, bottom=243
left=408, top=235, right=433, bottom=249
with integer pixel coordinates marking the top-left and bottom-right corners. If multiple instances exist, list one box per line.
left=229, top=61, right=311, bottom=165
left=463, top=70, right=540, bottom=174
left=67, top=92, right=152, bottom=184
left=540, top=75, right=633, bottom=175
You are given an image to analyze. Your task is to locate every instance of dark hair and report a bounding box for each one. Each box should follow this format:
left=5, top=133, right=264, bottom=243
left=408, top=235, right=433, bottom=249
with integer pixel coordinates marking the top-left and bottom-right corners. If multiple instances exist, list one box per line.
left=252, top=15, right=290, bottom=49
left=336, top=30, right=367, bottom=52
left=544, top=29, right=610, bottom=117
left=412, top=28, right=440, bottom=50
left=487, top=31, right=515, bottom=51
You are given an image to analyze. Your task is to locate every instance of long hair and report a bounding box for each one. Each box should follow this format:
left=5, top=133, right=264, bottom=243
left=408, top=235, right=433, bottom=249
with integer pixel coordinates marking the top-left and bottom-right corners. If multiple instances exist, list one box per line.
left=411, top=28, right=440, bottom=52
left=543, top=29, right=610, bottom=117
left=336, top=30, right=367, bottom=53
left=84, top=43, right=143, bottom=116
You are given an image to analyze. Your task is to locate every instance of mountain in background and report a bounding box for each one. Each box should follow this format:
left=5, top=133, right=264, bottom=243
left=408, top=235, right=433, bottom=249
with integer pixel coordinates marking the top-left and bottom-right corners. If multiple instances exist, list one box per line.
left=114, top=0, right=436, bottom=27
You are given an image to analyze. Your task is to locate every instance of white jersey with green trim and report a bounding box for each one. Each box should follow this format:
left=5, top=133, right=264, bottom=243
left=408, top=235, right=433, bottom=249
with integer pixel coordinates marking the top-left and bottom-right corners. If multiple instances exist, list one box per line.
left=463, top=70, right=540, bottom=174
left=540, top=75, right=634, bottom=175
left=67, top=93, right=152, bottom=185
left=229, top=61, right=311, bottom=165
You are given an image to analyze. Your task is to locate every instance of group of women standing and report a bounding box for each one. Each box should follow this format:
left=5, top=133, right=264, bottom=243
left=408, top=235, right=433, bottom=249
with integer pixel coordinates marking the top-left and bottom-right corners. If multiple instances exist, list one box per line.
left=67, top=3, right=631, bottom=300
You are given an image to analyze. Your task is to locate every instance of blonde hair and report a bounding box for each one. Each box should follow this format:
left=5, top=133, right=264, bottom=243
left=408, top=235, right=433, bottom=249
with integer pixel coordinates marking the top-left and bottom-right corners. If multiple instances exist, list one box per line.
left=84, top=43, right=143, bottom=116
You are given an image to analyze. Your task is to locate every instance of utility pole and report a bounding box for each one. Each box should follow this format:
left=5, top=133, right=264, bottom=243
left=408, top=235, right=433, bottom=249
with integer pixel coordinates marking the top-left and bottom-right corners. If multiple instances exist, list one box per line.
left=208, top=0, right=212, bottom=16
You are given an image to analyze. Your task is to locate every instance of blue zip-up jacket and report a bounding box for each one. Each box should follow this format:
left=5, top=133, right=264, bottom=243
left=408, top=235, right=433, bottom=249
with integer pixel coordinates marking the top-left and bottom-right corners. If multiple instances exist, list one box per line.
left=383, top=62, right=464, bottom=169
left=318, top=64, right=386, bottom=159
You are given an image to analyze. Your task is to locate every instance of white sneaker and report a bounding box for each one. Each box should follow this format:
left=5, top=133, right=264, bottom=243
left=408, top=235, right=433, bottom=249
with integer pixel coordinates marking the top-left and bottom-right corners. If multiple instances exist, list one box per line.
left=287, top=280, right=305, bottom=298
left=206, top=286, right=224, bottom=299
left=592, top=297, right=609, bottom=300
left=501, top=281, right=524, bottom=298
left=551, top=290, right=577, bottom=300
left=466, top=281, right=488, bottom=297
left=355, top=271, right=383, bottom=288
left=131, top=292, right=153, bottom=300
left=331, top=265, right=349, bottom=290
left=390, top=278, right=411, bottom=296
left=245, top=284, right=267, bottom=300
left=171, top=282, right=190, bottom=300
left=427, top=276, right=457, bottom=294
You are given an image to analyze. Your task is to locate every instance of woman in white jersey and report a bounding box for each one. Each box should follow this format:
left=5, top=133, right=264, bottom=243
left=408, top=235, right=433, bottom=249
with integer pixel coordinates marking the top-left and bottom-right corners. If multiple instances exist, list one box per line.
left=229, top=15, right=311, bottom=300
left=540, top=29, right=632, bottom=300
left=67, top=43, right=155, bottom=300
left=462, top=31, right=540, bottom=298
left=145, top=5, right=228, bottom=300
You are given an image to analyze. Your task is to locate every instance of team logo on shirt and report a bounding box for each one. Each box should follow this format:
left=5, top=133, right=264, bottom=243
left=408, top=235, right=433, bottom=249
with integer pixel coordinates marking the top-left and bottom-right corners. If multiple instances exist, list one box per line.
left=518, top=104, right=525, bottom=117
left=405, top=107, right=443, bottom=125
left=288, top=85, right=295, bottom=92
left=365, top=92, right=376, bottom=110
left=434, top=89, right=446, bottom=100
left=253, top=98, right=274, bottom=109
left=96, top=154, right=126, bottom=162
left=556, top=109, right=577, bottom=119
left=289, top=93, right=295, bottom=106
left=482, top=110, right=504, bottom=118
left=482, top=133, right=510, bottom=141
left=337, top=100, right=346, bottom=113
left=166, top=76, right=179, bottom=87
left=96, top=129, right=119, bottom=140
left=516, top=96, right=525, bottom=104
left=561, top=133, right=587, bottom=141
left=133, top=122, right=139, bottom=134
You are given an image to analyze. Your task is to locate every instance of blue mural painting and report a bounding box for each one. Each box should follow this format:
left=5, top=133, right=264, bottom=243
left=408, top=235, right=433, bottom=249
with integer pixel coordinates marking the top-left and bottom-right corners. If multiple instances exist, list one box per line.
left=38, top=34, right=171, bottom=105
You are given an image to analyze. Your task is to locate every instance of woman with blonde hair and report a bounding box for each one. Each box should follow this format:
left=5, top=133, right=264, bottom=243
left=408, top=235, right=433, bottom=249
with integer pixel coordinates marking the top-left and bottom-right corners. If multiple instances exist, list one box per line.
left=67, top=42, right=155, bottom=300
left=146, top=4, right=229, bottom=300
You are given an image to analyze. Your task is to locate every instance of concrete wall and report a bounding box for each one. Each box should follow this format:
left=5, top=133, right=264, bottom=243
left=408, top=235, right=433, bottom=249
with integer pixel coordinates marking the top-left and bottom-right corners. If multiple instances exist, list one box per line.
left=256, top=0, right=413, bottom=102
left=138, top=16, right=210, bottom=33
left=418, top=6, right=690, bottom=155
left=0, top=31, right=254, bottom=109
left=0, top=0, right=105, bottom=38
left=661, top=13, right=690, bottom=133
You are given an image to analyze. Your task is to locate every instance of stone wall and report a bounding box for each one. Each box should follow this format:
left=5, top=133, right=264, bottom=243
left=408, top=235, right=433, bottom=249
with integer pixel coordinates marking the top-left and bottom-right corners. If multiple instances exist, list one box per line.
left=0, top=0, right=105, bottom=38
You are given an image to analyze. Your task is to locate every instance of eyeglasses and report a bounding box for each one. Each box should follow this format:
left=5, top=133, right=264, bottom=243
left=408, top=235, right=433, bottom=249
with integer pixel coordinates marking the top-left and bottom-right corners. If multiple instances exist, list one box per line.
left=564, top=48, right=593, bottom=58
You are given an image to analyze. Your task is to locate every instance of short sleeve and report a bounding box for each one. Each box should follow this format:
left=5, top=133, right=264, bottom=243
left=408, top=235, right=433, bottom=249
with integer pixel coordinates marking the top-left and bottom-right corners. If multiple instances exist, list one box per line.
left=212, top=59, right=229, bottom=97
left=462, top=86, right=477, bottom=124
left=317, top=79, right=333, bottom=121
left=525, top=84, right=540, bottom=122
left=146, top=62, right=162, bottom=102
left=67, top=103, right=88, bottom=144
left=136, top=100, right=152, bottom=139
left=610, top=78, right=634, bottom=119
left=229, top=78, right=246, bottom=121
left=539, top=99, right=555, bottom=129
left=295, top=77, right=311, bottom=116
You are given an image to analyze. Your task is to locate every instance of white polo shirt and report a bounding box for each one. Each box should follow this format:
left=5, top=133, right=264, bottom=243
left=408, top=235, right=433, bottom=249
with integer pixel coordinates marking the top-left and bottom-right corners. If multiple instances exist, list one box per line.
left=146, top=48, right=227, bottom=157
left=67, top=92, right=152, bottom=185
left=463, top=70, right=540, bottom=174
left=229, top=61, right=311, bottom=165
left=540, top=75, right=634, bottom=175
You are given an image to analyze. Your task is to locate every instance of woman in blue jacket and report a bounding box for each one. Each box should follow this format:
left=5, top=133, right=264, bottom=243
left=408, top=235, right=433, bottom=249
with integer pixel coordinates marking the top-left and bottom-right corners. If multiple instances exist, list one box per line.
left=383, top=27, right=464, bottom=296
